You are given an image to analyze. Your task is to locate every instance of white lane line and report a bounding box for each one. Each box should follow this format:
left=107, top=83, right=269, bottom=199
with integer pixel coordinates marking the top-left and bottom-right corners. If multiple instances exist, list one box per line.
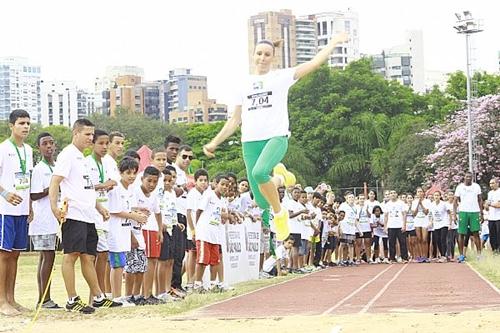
left=321, top=265, right=393, bottom=315
left=359, top=264, right=408, bottom=314
left=466, top=262, right=500, bottom=296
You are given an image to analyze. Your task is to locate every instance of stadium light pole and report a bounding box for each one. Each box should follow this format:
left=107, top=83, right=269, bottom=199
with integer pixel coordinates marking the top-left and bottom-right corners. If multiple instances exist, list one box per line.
left=453, top=11, right=483, bottom=175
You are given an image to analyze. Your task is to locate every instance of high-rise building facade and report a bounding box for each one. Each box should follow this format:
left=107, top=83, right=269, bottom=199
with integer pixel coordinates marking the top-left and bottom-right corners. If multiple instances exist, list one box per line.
left=94, top=65, right=144, bottom=115
left=371, top=30, right=425, bottom=93
left=0, top=57, right=41, bottom=122
left=140, top=81, right=162, bottom=120
left=40, top=81, right=90, bottom=127
left=165, top=68, right=208, bottom=120
left=313, top=10, right=360, bottom=69
left=109, top=75, right=143, bottom=116
left=248, top=9, right=359, bottom=71
left=296, top=15, right=318, bottom=64
left=164, top=68, right=227, bottom=124
left=248, top=10, right=297, bottom=71
left=169, top=99, right=227, bottom=124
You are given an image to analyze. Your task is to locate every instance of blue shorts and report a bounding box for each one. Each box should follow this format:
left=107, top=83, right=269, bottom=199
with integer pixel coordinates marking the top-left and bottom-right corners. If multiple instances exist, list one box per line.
left=108, top=251, right=127, bottom=268
left=0, top=215, right=28, bottom=251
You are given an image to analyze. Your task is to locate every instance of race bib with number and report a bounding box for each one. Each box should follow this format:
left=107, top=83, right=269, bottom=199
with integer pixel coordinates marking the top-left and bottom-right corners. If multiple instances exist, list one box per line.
left=83, top=175, right=93, bottom=190
left=14, top=171, right=30, bottom=190
left=247, top=91, right=273, bottom=111
left=97, top=190, right=108, bottom=203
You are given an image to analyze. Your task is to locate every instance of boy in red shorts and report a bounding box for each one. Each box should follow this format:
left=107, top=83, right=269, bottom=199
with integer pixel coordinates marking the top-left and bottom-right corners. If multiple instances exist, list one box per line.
left=131, top=166, right=162, bottom=304
left=193, top=174, right=229, bottom=293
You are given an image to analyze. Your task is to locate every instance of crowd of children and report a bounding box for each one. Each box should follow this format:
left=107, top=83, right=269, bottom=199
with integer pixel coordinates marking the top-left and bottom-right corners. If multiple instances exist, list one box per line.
left=1, top=110, right=499, bottom=316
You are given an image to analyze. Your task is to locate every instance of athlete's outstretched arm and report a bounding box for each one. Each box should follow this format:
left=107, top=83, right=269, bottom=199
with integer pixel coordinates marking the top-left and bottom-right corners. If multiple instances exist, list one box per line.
left=203, top=105, right=242, bottom=158
left=294, top=32, right=349, bottom=80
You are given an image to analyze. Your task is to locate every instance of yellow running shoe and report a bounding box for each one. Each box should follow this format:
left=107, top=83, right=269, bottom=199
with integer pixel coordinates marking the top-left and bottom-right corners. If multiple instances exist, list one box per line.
left=274, top=208, right=290, bottom=241
left=273, top=163, right=296, bottom=187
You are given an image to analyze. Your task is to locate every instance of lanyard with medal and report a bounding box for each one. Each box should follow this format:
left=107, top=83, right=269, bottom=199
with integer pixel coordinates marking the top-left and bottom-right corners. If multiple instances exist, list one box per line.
left=92, top=153, right=107, bottom=202
left=10, top=138, right=29, bottom=191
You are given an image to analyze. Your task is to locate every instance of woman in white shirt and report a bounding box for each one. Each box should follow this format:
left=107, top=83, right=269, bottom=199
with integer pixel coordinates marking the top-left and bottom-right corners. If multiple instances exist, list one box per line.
left=429, top=191, right=451, bottom=263
left=405, top=194, right=417, bottom=260
left=202, top=33, right=349, bottom=242
left=412, top=187, right=431, bottom=263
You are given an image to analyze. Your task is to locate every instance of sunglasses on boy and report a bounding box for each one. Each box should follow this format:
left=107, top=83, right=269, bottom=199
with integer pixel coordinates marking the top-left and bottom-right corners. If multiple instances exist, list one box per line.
left=182, top=154, right=194, bottom=161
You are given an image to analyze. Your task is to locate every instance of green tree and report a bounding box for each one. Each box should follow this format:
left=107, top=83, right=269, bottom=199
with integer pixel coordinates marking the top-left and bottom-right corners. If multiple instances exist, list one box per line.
left=288, top=59, right=426, bottom=188
left=184, top=122, right=244, bottom=177
left=89, top=109, right=185, bottom=150
left=446, top=71, right=500, bottom=100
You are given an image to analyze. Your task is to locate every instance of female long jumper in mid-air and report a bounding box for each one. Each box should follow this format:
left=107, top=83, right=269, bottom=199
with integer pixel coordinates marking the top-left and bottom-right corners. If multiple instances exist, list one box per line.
left=203, top=32, right=349, bottom=241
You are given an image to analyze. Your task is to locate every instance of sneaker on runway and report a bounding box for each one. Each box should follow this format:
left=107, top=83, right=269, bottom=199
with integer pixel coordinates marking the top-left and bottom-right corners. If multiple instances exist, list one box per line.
left=92, top=297, right=122, bottom=308
left=170, top=287, right=186, bottom=299
left=40, top=299, right=62, bottom=310
left=113, top=296, right=135, bottom=307
left=457, top=255, right=466, bottom=263
left=157, top=293, right=178, bottom=303
left=382, top=258, right=390, bottom=264
left=374, top=258, right=381, bottom=264
left=143, top=296, right=162, bottom=305
left=133, top=296, right=146, bottom=306
left=65, top=296, right=95, bottom=314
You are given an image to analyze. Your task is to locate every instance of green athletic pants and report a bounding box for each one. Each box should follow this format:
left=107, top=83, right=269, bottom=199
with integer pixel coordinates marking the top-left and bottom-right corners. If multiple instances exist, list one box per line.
left=242, top=136, right=288, bottom=212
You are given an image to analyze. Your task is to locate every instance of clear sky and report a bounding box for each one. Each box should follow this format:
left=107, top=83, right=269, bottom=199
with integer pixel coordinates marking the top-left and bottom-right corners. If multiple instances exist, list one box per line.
left=1, top=0, right=498, bottom=104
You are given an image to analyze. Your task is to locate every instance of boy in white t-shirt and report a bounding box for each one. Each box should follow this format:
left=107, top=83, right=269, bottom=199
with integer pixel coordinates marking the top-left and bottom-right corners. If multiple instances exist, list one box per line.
left=102, top=131, right=125, bottom=183
left=157, top=166, right=185, bottom=301
left=107, top=157, right=146, bottom=305
left=29, top=133, right=60, bottom=309
left=262, top=235, right=294, bottom=276
left=285, top=187, right=308, bottom=272
left=308, top=192, right=324, bottom=266
left=338, top=193, right=363, bottom=266
left=384, top=190, right=408, bottom=263
left=0, top=110, right=33, bottom=316
left=185, top=169, right=209, bottom=291
left=485, top=178, right=500, bottom=252
left=130, top=166, right=162, bottom=305
left=298, top=190, right=312, bottom=271
left=445, top=191, right=458, bottom=260
left=86, top=129, right=117, bottom=299
left=356, top=194, right=373, bottom=263
left=193, top=174, right=229, bottom=293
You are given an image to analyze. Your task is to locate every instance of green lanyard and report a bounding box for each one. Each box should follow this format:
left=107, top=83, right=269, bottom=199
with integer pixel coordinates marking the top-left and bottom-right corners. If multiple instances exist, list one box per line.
left=92, top=153, right=104, bottom=183
left=9, top=138, right=27, bottom=174
left=41, top=158, right=53, bottom=173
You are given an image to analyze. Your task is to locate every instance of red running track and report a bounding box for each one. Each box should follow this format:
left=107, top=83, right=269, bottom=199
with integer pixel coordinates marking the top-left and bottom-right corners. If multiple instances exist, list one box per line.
left=194, top=263, right=500, bottom=318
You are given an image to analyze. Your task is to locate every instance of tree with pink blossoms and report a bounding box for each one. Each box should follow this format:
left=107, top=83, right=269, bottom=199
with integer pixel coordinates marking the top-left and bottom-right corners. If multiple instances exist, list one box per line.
left=422, top=94, right=500, bottom=190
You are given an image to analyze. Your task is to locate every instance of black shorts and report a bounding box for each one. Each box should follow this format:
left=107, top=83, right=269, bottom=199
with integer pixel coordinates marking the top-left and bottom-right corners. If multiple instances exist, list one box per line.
left=290, top=233, right=302, bottom=248
left=406, top=230, right=417, bottom=237
left=186, top=238, right=196, bottom=251
left=159, top=231, right=174, bottom=261
left=323, top=236, right=337, bottom=250
left=356, top=232, right=372, bottom=239
left=61, top=219, right=98, bottom=256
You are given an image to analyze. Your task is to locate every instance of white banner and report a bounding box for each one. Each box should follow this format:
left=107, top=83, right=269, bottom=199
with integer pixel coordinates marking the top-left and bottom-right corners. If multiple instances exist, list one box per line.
left=200, top=218, right=262, bottom=287
left=220, top=218, right=261, bottom=286
left=243, top=218, right=261, bottom=281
